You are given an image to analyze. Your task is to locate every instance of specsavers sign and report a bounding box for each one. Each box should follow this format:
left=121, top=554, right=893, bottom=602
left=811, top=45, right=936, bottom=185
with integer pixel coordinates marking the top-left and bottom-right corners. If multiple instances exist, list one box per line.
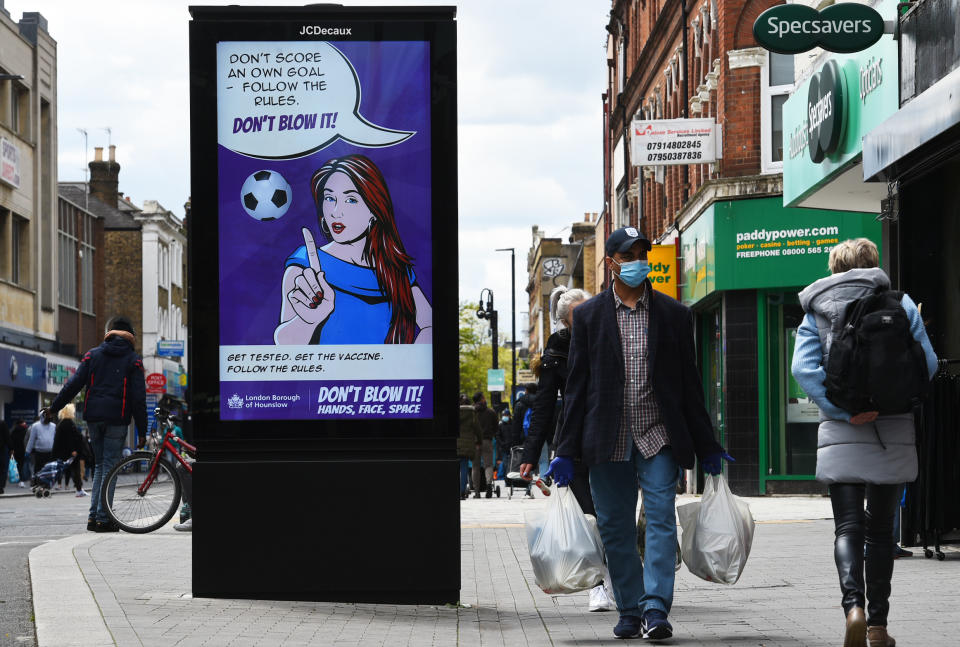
left=630, top=118, right=719, bottom=166
left=753, top=3, right=885, bottom=54
left=782, top=0, right=898, bottom=207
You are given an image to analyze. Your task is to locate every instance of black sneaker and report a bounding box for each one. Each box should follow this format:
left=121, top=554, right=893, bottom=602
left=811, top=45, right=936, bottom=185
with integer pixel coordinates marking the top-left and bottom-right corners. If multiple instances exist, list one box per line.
left=86, top=519, right=97, bottom=532
left=613, top=614, right=642, bottom=639
left=641, top=609, right=673, bottom=641
left=94, top=520, right=120, bottom=533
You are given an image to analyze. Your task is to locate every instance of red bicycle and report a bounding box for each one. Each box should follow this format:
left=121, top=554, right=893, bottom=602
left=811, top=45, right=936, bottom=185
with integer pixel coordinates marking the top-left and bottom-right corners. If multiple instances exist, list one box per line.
left=101, top=408, right=195, bottom=533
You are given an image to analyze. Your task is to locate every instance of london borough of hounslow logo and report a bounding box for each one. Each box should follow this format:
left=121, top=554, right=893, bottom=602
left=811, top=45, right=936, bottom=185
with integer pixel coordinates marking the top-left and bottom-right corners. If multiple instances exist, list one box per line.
left=228, top=394, right=244, bottom=409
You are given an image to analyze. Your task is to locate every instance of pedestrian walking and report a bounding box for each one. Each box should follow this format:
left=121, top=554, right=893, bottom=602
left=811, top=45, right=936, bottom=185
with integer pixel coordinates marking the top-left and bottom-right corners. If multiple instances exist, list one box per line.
left=549, top=227, right=730, bottom=640
left=52, top=404, right=86, bottom=497
left=11, top=419, right=28, bottom=487
left=471, top=392, right=497, bottom=498
left=46, top=316, right=148, bottom=533
left=519, top=285, right=617, bottom=612
left=457, top=394, right=482, bottom=500
left=25, top=412, right=56, bottom=479
left=511, top=383, right=537, bottom=448
left=0, top=418, right=11, bottom=494
left=791, top=238, right=937, bottom=647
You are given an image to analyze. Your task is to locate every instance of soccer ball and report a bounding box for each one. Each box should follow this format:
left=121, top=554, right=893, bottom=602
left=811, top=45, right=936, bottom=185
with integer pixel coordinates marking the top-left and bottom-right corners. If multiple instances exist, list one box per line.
left=240, top=170, right=292, bottom=221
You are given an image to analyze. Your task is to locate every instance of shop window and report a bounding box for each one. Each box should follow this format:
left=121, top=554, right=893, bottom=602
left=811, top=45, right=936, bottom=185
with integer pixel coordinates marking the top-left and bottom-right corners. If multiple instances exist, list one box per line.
left=12, top=215, right=27, bottom=286
left=59, top=202, right=77, bottom=308
left=765, top=294, right=818, bottom=477
left=616, top=181, right=628, bottom=229
left=11, top=83, right=28, bottom=136
left=761, top=52, right=793, bottom=174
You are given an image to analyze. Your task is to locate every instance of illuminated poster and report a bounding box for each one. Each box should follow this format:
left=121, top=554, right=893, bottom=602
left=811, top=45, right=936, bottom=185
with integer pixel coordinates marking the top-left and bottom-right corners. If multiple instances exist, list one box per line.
left=216, top=40, right=432, bottom=420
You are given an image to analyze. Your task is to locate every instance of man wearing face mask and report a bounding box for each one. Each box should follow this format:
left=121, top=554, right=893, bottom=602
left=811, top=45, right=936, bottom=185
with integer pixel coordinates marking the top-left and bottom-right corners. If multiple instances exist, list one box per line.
left=545, top=226, right=733, bottom=641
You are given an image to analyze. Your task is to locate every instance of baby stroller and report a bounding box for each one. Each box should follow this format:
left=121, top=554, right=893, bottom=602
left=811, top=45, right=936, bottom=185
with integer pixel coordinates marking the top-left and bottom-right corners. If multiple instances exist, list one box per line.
left=505, top=446, right=533, bottom=499
left=32, top=457, right=74, bottom=499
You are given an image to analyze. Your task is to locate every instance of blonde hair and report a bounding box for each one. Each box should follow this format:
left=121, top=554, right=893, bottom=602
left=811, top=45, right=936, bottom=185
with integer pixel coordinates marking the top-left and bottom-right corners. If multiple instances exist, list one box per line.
left=828, top=238, right=879, bottom=274
left=58, top=403, right=75, bottom=421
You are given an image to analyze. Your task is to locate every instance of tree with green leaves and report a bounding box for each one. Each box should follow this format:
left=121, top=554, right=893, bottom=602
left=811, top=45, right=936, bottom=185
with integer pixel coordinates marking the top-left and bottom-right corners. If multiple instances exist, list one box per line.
left=459, top=302, right=515, bottom=408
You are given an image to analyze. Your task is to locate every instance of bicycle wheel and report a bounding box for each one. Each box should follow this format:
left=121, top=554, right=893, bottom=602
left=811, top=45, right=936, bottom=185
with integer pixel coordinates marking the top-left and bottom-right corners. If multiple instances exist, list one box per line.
left=102, top=452, right=182, bottom=533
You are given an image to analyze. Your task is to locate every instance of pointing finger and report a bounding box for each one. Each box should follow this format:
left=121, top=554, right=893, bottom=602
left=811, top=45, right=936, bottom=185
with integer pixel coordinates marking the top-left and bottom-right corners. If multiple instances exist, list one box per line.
left=302, top=227, right=321, bottom=271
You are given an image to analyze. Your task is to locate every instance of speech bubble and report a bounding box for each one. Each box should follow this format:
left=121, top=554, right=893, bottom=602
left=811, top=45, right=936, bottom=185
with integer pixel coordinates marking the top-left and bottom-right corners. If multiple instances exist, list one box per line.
left=216, top=41, right=415, bottom=159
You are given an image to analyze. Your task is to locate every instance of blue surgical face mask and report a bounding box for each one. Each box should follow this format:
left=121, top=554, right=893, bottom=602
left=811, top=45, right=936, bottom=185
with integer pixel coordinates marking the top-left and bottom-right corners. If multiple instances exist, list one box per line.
left=613, top=259, right=651, bottom=288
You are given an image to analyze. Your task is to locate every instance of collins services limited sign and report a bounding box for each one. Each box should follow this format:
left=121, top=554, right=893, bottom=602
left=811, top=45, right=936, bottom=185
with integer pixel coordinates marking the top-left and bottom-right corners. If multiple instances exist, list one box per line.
left=753, top=3, right=884, bottom=54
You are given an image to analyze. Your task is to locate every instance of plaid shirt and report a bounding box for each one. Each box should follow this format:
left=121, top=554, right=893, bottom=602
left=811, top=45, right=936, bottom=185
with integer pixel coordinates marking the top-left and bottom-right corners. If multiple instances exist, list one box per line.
left=611, top=284, right=670, bottom=461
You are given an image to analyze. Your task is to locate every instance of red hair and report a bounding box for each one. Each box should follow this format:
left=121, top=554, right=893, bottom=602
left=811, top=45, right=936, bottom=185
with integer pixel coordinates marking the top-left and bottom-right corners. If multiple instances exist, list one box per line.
left=310, top=155, right=417, bottom=344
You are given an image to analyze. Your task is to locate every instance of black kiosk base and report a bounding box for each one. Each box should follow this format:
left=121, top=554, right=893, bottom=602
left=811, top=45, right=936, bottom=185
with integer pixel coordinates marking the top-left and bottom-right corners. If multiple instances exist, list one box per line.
left=193, top=458, right=459, bottom=604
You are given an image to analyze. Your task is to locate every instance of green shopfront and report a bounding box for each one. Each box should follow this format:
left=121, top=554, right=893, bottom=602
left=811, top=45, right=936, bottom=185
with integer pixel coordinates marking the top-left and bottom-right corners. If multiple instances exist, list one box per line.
left=681, top=198, right=880, bottom=494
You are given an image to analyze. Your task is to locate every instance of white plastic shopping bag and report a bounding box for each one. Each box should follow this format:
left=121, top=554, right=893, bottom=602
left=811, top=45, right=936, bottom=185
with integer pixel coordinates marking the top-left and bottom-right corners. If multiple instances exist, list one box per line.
left=677, top=474, right=755, bottom=584
left=525, top=486, right=606, bottom=594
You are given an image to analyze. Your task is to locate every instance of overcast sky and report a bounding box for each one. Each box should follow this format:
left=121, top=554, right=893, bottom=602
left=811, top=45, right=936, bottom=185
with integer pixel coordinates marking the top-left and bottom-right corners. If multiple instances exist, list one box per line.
left=6, top=0, right=609, bottom=336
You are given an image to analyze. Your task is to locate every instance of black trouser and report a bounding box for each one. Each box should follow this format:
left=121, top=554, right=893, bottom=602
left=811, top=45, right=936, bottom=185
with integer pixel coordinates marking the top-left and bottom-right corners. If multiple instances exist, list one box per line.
left=32, top=452, right=52, bottom=478
left=569, top=460, right=595, bottom=517
left=176, top=461, right=193, bottom=506
left=829, top=483, right=900, bottom=626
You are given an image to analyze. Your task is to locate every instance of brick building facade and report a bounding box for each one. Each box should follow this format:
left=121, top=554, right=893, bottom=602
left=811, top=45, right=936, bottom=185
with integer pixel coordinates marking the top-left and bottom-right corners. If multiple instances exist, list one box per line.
left=601, top=0, right=875, bottom=496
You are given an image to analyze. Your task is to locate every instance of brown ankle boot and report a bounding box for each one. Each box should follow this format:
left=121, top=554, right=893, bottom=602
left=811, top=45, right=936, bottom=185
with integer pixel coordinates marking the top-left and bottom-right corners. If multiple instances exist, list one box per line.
left=867, top=626, right=895, bottom=647
left=844, top=607, right=866, bottom=647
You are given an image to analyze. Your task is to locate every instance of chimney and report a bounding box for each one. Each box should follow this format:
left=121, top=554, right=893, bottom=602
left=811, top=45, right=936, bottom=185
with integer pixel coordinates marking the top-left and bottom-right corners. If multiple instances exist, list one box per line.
left=89, top=145, right=121, bottom=208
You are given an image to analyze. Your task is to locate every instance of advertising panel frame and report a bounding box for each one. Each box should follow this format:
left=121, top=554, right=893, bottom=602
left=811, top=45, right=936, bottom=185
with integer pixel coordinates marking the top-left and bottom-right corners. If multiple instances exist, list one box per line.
left=189, top=5, right=458, bottom=449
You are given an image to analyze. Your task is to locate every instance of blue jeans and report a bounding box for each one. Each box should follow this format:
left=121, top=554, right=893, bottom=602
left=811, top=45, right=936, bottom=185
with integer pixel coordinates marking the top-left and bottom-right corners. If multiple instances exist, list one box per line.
left=88, top=423, right=128, bottom=523
left=459, top=458, right=469, bottom=497
left=589, top=445, right=680, bottom=617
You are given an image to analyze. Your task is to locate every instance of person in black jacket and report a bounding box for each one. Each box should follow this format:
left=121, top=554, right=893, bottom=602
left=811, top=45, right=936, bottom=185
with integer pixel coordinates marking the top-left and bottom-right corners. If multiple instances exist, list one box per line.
left=0, top=419, right=10, bottom=494
left=52, top=404, right=86, bottom=496
left=519, top=285, right=617, bottom=612
left=548, top=228, right=731, bottom=641
left=471, top=392, right=498, bottom=498
left=510, top=383, right=538, bottom=449
left=11, top=419, right=27, bottom=488
left=47, top=316, right=147, bottom=532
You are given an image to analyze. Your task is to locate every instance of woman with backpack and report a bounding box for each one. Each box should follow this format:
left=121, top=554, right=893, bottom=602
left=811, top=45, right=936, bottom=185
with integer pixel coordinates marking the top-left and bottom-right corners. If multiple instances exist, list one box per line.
left=791, top=238, right=937, bottom=647
left=518, top=286, right=614, bottom=612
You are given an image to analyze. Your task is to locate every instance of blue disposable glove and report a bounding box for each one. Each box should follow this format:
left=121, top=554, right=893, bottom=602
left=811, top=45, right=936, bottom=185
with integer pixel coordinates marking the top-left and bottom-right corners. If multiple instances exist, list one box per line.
left=543, top=456, right=575, bottom=486
left=701, top=451, right=735, bottom=476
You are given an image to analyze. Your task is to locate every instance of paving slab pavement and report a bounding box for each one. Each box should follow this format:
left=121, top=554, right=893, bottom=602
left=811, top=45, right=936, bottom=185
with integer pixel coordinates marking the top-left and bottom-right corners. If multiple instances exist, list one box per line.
left=29, top=489, right=960, bottom=646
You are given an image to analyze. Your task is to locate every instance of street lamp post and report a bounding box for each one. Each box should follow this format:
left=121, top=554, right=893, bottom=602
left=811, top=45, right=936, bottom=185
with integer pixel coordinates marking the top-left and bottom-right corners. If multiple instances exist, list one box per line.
left=495, top=247, right=516, bottom=408
left=476, top=288, right=500, bottom=408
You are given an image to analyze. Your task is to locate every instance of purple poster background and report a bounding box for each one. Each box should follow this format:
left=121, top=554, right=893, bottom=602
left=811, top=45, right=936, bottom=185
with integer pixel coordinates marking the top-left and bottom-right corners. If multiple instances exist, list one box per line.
left=217, top=41, right=432, bottom=421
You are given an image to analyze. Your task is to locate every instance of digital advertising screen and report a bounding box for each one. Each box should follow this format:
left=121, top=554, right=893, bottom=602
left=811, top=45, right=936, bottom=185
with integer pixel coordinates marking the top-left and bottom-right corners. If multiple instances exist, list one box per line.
left=215, top=38, right=434, bottom=422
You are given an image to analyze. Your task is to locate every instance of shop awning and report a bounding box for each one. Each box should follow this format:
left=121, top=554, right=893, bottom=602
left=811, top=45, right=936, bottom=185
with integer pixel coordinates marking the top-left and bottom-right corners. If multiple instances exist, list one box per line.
left=863, top=65, right=960, bottom=181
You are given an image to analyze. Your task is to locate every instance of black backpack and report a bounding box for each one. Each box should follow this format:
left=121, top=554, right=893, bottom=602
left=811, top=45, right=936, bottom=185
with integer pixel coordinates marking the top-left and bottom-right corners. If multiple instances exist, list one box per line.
left=824, top=289, right=929, bottom=415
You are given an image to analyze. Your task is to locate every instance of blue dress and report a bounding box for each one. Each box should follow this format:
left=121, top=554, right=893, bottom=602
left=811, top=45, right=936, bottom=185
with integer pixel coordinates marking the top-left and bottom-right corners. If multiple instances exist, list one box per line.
left=285, top=246, right=416, bottom=344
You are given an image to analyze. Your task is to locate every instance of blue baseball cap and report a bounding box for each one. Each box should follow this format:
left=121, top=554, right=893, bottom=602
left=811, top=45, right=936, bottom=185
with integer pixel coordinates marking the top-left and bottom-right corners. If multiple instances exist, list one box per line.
left=605, top=227, right=652, bottom=256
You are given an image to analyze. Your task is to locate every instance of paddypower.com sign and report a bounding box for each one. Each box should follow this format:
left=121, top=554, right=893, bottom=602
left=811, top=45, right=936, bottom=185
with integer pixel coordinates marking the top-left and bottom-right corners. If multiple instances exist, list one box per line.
left=753, top=3, right=885, bottom=54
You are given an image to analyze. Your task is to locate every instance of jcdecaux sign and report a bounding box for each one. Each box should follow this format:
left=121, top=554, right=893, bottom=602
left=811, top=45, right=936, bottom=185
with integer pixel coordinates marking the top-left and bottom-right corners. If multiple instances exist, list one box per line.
left=753, top=3, right=884, bottom=54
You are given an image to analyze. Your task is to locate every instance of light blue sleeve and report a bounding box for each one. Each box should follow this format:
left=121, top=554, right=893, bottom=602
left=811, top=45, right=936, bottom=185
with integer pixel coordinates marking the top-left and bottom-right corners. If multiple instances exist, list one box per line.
left=901, top=293, right=938, bottom=380
left=25, top=425, right=36, bottom=453
left=790, top=312, right=852, bottom=422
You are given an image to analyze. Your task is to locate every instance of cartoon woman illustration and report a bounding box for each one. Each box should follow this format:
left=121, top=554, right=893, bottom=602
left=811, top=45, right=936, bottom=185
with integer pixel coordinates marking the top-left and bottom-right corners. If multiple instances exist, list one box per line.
left=274, top=154, right=432, bottom=345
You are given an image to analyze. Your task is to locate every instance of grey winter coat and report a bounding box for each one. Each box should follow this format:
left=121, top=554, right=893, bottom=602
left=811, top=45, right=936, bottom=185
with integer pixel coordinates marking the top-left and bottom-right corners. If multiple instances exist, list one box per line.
left=795, top=268, right=923, bottom=485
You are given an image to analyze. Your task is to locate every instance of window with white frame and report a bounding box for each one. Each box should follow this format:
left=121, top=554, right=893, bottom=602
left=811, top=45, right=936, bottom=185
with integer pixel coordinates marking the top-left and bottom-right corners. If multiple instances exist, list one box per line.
left=761, top=51, right=793, bottom=173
